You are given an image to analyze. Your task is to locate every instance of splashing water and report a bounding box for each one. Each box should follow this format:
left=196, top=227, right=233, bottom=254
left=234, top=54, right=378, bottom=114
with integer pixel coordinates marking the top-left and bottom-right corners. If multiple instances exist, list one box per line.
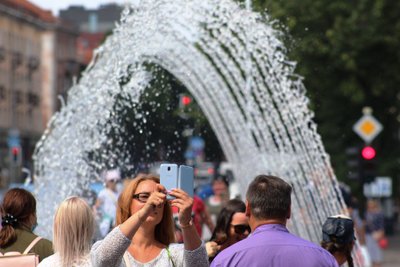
left=34, top=0, right=362, bottom=264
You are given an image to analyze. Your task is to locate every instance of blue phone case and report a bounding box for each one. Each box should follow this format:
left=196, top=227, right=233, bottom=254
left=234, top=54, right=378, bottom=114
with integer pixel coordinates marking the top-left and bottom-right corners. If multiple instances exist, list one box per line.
left=160, top=164, right=178, bottom=199
left=179, top=165, right=194, bottom=197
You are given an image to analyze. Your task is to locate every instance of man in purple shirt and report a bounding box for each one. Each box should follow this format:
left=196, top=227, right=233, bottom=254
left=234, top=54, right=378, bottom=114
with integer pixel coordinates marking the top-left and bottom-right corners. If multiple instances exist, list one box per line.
left=210, top=175, right=339, bottom=267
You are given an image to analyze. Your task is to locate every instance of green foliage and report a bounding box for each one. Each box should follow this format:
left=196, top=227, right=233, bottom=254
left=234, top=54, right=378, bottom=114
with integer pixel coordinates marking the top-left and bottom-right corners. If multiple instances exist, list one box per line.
left=89, top=64, right=223, bottom=175
left=246, top=0, right=400, bottom=194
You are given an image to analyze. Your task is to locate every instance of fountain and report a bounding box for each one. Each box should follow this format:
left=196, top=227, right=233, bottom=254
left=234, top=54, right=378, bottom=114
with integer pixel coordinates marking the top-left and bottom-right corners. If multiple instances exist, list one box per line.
left=34, top=0, right=362, bottom=264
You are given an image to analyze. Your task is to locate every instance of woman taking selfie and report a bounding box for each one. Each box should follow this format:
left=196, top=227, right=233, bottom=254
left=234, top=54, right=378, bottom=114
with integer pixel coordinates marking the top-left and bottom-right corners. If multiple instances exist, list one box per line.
left=92, top=174, right=208, bottom=267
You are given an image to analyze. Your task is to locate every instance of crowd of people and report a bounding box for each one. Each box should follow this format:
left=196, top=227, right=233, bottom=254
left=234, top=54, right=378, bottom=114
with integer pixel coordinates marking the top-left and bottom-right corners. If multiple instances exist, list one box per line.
left=0, top=170, right=387, bottom=267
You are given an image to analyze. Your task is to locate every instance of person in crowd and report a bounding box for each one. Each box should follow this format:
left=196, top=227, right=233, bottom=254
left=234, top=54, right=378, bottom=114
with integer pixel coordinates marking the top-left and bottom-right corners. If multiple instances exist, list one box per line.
left=91, top=174, right=208, bottom=266
left=94, top=169, right=121, bottom=238
left=38, top=196, right=95, bottom=267
left=321, top=215, right=356, bottom=267
left=365, top=199, right=385, bottom=267
left=205, top=176, right=229, bottom=226
left=173, top=195, right=214, bottom=242
left=211, top=174, right=338, bottom=267
left=207, top=199, right=250, bottom=261
left=0, top=188, right=53, bottom=262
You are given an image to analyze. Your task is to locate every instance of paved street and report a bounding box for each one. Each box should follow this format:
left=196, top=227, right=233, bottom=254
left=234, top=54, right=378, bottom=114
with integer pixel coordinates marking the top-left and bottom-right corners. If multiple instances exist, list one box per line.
left=382, top=231, right=400, bottom=267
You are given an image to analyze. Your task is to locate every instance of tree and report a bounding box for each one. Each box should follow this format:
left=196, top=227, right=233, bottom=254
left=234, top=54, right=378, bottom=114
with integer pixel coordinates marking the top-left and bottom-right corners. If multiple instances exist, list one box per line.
left=87, top=64, right=223, bottom=176
left=245, top=0, right=400, bottom=194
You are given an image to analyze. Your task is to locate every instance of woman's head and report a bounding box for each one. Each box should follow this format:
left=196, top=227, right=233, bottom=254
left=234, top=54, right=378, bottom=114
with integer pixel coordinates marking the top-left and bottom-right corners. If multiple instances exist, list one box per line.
left=367, top=199, right=380, bottom=212
left=212, top=176, right=229, bottom=198
left=210, top=199, right=250, bottom=246
left=0, top=188, right=37, bottom=247
left=53, top=196, right=94, bottom=267
left=321, top=215, right=355, bottom=267
left=116, top=174, right=175, bottom=245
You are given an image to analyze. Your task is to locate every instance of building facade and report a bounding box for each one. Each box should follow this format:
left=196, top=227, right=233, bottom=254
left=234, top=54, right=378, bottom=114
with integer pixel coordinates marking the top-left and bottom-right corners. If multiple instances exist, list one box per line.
left=60, top=4, right=122, bottom=65
left=0, top=0, right=79, bottom=185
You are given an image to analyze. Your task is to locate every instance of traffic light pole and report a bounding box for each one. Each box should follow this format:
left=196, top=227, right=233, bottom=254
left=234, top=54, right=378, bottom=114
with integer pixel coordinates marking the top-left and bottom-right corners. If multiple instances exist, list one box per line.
left=8, top=52, right=22, bottom=186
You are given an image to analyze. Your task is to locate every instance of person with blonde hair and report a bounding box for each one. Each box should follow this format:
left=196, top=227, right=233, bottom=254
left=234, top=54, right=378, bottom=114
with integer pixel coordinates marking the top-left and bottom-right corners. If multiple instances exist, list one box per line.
left=38, top=196, right=95, bottom=266
left=91, top=173, right=208, bottom=266
left=0, top=188, right=53, bottom=262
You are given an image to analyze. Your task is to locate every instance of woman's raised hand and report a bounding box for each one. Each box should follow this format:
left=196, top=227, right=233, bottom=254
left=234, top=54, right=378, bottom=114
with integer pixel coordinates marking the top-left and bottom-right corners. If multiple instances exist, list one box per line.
left=141, top=184, right=167, bottom=218
left=169, top=189, right=193, bottom=227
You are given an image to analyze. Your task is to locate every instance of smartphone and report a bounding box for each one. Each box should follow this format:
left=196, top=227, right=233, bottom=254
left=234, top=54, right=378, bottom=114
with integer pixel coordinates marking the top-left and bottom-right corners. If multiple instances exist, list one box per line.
left=178, top=165, right=194, bottom=197
left=160, top=164, right=178, bottom=199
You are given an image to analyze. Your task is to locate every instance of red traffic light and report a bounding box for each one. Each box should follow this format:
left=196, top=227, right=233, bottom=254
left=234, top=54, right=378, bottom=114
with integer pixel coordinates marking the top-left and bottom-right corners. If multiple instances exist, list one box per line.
left=11, top=146, right=20, bottom=155
left=361, top=146, right=376, bottom=160
left=181, top=95, right=192, bottom=106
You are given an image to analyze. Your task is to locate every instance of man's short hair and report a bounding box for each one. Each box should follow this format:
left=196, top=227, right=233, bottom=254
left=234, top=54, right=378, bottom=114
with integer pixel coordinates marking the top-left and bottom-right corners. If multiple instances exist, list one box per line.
left=246, top=175, right=292, bottom=220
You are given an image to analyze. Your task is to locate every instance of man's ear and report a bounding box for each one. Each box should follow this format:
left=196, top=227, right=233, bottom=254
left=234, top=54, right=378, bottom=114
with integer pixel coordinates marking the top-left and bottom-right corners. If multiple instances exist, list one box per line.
left=245, top=200, right=251, bottom=217
left=286, top=205, right=291, bottom=219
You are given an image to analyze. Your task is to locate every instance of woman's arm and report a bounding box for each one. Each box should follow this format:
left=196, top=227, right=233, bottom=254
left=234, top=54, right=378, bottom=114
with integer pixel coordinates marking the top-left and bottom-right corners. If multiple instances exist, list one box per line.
left=92, top=186, right=167, bottom=267
left=170, top=189, right=202, bottom=250
left=119, top=188, right=166, bottom=239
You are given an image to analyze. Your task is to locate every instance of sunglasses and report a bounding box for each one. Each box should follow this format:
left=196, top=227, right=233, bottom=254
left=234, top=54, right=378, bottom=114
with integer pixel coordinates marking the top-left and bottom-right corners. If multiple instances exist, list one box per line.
left=231, top=224, right=251, bottom=235
left=132, top=192, right=150, bottom=203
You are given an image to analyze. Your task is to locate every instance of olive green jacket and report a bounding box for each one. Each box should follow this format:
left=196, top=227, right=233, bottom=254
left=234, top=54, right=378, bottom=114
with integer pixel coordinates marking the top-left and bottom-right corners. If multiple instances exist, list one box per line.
left=0, top=227, right=53, bottom=262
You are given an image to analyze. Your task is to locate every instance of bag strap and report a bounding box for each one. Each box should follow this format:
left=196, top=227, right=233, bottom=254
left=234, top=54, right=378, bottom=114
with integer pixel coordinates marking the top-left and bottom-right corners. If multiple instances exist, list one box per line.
left=166, top=246, right=176, bottom=267
left=23, top=236, right=42, bottom=255
left=123, top=252, right=131, bottom=267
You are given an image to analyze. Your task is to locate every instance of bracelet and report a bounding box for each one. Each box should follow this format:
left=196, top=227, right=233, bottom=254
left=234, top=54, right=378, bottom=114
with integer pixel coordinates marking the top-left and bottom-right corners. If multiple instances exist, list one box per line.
left=180, top=220, right=193, bottom=229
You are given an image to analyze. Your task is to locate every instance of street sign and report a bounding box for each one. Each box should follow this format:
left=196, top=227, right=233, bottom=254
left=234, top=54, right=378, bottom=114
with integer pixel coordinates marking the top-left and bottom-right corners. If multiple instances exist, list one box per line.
left=353, top=114, right=383, bottom=143
left=189, top=136, right=205, bottom=151
left=363, top=177, right=392, bottom=198
left=7, top=129, right=20, bottom=147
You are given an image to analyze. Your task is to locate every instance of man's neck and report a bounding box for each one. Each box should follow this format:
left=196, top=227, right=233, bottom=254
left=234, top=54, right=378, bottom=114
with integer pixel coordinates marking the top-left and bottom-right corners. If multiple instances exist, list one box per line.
left=249, top=218, right=287, bottom=232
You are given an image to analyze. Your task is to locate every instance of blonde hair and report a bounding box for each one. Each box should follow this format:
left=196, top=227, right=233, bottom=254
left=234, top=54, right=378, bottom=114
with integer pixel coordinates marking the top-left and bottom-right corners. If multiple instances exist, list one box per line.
left=116, top=174, right=175, bottom=245
left=53, top=196, right=94, bottom=267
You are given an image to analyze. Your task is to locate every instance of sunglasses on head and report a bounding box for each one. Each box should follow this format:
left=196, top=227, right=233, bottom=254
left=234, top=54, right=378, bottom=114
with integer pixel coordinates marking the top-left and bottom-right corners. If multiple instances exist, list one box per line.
left=232, top=224, right=251, bottom=235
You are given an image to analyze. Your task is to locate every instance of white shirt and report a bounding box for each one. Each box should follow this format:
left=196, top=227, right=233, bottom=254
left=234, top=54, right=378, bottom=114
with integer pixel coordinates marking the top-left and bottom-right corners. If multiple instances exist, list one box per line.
left=98, top=188, right=119, bottom=221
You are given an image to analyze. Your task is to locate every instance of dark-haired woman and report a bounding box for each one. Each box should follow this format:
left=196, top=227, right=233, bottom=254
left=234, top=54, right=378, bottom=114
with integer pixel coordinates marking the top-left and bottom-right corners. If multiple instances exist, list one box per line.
left=207, top=199, right=250, bottom=262
left=321, top=215, right=355, bottom=267
left=0, top=188, right=53, bottom=262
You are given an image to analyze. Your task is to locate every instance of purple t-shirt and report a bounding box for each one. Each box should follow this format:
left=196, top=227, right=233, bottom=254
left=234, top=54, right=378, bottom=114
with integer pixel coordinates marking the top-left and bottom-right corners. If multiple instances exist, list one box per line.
left=210, top=224, right=339, bottom=267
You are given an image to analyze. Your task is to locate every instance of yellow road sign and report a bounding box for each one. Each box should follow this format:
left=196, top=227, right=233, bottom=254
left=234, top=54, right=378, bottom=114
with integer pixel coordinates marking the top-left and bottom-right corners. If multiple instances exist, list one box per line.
left=353, top=114, right=383, bottom=143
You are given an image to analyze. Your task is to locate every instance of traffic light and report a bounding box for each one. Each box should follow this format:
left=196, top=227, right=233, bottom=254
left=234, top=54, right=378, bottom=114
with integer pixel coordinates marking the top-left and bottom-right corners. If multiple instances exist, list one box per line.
left=10, top=146, right=22, bottom=165
left=179, top=94, right=192, bottom=108
left=361, top=146, right=376, bottom=183
left=361, top=146, right=376, bottom=160
left=345, top=146, right=361, bottom=180
left=178, top=94, right=193, bottom=119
